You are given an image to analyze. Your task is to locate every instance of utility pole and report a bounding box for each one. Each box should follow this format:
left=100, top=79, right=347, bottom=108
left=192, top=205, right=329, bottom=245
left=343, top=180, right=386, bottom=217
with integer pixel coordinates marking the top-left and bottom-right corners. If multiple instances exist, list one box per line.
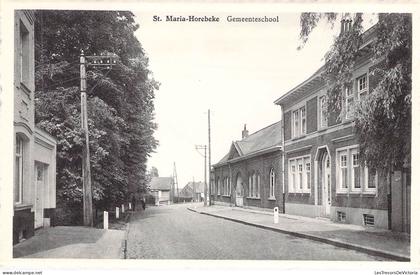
left=195, top=145, right=207, bottom=206
left=208, top=109, right=212, bottom=206
left=80, top=50, right=117, bottom=226
left=173, top=162, right=179, bottom=203
left=80, top=50, right=93, bottom=227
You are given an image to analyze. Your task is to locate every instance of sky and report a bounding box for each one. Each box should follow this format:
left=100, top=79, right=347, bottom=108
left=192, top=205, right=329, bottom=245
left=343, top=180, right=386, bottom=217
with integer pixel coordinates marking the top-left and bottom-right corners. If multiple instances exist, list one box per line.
left=133, top=11, right=376, bottom=188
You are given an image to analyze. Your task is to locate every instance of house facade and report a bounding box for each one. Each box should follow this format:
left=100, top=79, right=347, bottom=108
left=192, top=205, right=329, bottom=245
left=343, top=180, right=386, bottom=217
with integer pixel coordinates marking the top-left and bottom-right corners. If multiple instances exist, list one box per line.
left=149, top=177, right=173, bottom=205
left=274, top=25, right=390, bottom=229
left=14, top=10, right=57, bottom=244
left=179, top=181, right=204, bottom=202
left=212, top=123, right=283, bottom=211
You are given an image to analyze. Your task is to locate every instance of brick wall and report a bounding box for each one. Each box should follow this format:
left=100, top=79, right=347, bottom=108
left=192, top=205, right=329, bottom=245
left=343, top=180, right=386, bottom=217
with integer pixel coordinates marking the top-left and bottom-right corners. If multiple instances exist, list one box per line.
left=213, top=150, right=283, bottom=211
left=284, top=125, right=388, bottom=211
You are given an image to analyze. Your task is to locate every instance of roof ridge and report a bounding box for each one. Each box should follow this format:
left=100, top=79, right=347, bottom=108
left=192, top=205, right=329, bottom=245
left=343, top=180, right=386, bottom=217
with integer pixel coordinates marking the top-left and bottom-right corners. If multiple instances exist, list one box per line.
left=237, top=120, right=282, bottom=142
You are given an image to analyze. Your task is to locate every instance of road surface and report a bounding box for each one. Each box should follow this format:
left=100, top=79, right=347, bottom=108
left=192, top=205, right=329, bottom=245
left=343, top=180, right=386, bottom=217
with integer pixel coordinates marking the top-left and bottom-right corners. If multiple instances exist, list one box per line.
left=126, top=203, right=387, bottom=260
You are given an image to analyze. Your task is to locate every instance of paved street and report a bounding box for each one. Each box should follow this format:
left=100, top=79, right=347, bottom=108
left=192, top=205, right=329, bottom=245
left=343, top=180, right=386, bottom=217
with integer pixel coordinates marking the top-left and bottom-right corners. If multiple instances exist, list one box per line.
left=127, top=203, right=387, bottom=260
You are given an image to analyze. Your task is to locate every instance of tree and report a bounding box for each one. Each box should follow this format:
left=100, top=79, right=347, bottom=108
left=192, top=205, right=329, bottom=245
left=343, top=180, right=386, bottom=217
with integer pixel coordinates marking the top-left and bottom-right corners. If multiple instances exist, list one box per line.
left=149, top=166, right=159, bottom=177
left=299, top=13, right=411, bottom=173
left=34, top=11, right=158, bottom=224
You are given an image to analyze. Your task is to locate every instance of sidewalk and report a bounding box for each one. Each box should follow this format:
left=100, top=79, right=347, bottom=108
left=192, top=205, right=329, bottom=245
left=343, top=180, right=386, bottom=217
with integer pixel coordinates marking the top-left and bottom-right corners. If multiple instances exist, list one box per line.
left=188, top=205, right=410, bottom=261
left=13, top=226, right=125, bottom=258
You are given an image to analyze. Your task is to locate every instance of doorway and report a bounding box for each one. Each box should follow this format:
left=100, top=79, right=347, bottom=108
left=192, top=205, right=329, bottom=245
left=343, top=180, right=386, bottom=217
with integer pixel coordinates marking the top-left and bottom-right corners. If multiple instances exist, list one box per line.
left=321, top=153, right=331, bottom=217
left=34, top=162, right=46, bottom=228
left=235, top=174, right=244, bottom=207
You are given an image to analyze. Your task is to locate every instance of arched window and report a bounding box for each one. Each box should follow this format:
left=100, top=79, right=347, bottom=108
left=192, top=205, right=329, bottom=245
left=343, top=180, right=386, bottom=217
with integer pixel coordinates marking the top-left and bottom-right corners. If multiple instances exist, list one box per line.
left=252, top=173, right=257, bottom=197
left=248, top=174, right=252, bottom=197
left=256, top=173, right=260, bottom=198
left=269, top=169, right=276, bottom=198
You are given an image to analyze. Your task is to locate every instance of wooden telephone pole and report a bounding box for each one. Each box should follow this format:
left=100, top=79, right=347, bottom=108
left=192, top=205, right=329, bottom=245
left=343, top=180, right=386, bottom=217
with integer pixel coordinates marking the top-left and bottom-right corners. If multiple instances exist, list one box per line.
left=80, top=50, right=117, bottom=226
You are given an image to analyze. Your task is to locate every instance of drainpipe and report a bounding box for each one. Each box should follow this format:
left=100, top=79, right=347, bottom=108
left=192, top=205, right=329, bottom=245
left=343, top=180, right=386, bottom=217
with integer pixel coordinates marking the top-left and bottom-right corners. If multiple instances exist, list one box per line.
left=281, top=105, right=286, bottom=214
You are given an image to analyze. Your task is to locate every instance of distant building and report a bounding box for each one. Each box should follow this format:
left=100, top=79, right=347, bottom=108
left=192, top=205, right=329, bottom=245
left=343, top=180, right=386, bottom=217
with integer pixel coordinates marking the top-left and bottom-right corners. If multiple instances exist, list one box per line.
left=179, top=181, right=204, bottom=202
left=13, top=10, right=57, bottom=244
left=149, top=177, right=173, bottom=205
left=212, top=122, right=283, bottom=211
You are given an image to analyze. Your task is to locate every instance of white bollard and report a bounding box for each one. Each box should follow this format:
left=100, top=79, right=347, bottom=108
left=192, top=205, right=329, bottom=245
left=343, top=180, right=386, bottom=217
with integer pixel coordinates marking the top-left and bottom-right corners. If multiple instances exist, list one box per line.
left=103, top=211, right=108, bottom=230
left=274, top=207, right=279, bottom=224
left=116, top=207, right=120, bottom=219
left=122, top=204, right=125, bottom=213
left=129, top=202, right=132, bottom=210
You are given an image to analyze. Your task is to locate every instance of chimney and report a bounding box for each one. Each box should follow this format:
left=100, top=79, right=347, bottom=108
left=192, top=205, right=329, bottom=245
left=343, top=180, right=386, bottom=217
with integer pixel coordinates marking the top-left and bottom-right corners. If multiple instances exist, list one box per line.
left=242, top=124, right=249, bottom=139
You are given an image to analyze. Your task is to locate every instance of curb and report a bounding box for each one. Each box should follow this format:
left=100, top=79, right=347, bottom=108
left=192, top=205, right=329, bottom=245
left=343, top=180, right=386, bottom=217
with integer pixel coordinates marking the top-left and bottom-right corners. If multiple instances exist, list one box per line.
left=187, top=207, right=410, bottom=262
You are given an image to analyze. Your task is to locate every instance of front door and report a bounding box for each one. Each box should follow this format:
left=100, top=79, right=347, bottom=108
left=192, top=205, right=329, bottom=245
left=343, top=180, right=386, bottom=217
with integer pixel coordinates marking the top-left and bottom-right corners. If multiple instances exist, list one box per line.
left=35, top=163, right=44, bottom=228
left=322, top=153, right=331, bottom=217
left=235, top=176, right=244, bottom=207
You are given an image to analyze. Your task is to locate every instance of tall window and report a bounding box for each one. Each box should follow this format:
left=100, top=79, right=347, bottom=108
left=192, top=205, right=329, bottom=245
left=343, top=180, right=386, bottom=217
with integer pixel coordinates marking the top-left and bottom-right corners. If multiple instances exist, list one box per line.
left=256, top=174, right=260, bottom=198
left=339, top=151, right=348, bottom=189
left=357, top=74, right=368, bottom=100
left=337, top=146, right=377, bottom=193
left=298, top=160, right=303, bottom=189
left=289, top=156, right=311, bottom=193
left=19, top=21, right=30, bottom=85
left=345, top=87, right=354, bottom=119
left=248, top=175, right=253, bottom=197
left=351, top=150, right=361, bottom=189
left=291, top=163, right=296, bottom=192
left=217, top=178, right=221, bottom=195
left=304, top=157, right=311, bottom=189
left=292, top=106, right=306, bottom=138
left=15, top=136, right=24, bottom=204
left=269, top=169, right=275, bottom=198
left=319, top=95, right=328, bottom=128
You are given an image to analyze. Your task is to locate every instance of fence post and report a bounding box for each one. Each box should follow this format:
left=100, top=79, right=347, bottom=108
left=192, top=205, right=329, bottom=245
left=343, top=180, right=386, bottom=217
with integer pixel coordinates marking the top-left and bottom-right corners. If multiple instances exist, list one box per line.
left=129, top=202, right=132, bottom=210
left=116, top=207, right=120, bottom=219
left=122, top=204, right=125, bottom=213
left=274, top=207, right=279, bottom=224
left=104, top=211, right=108, bottom=230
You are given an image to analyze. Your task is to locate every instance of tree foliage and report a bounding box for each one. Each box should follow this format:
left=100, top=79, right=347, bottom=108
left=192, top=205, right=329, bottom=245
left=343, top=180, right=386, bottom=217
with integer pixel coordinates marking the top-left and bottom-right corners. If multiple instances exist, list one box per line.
left=299, top=13, right=411, bottom=172
left=34, top=11, right=158, bottom=223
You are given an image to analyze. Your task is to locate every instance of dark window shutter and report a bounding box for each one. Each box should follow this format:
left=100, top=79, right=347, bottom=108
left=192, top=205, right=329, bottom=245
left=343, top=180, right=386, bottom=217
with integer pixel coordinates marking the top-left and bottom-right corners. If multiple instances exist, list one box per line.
left=306, top=97, right=318, bottom=133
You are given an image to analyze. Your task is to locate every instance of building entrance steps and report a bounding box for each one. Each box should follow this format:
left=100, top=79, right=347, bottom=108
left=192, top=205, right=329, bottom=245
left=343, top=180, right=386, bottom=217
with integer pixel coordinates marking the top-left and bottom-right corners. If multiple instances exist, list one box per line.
left=188, top=205, right=410, bottom=261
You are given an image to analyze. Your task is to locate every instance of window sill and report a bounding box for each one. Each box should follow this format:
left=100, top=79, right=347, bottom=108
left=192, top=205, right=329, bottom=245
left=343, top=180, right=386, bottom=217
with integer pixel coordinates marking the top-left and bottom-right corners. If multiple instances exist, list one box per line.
left=317, top=127, right=328, bottom=133
left=14, top=203, right=33, bottom=210
left=246, top=197, right=261, bottom=200
left=222, top=195, right=231, bottom=198
left=291, top=135, right=306, bottom=141
left=288, top=192, right=310, bottom=195
left=268, top=197, right=276, bottom=201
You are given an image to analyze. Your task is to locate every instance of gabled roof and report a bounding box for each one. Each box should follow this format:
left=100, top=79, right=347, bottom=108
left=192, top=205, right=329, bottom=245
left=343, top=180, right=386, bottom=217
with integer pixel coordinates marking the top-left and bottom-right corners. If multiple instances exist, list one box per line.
left=214, top=121, right=282, bottom=167
left=149, top=177, right=172, bottom=190
left=179, top=181, right=205, bottom=197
